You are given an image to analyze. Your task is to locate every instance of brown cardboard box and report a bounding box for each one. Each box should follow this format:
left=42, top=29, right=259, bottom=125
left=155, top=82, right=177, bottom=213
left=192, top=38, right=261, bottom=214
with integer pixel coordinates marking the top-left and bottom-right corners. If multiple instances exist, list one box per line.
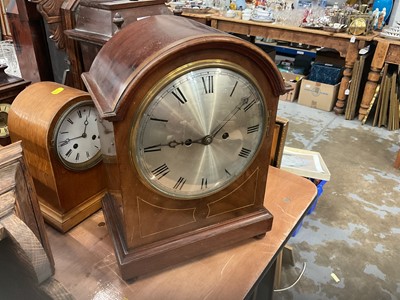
left=298, top=79, right=340, bottom=111
left=279, top=71, right=305, bottom=102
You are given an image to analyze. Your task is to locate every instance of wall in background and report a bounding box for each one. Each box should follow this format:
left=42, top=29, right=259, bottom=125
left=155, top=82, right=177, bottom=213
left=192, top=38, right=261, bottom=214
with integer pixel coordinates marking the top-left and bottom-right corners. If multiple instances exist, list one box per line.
left=389, top=0, right=399, bottom=26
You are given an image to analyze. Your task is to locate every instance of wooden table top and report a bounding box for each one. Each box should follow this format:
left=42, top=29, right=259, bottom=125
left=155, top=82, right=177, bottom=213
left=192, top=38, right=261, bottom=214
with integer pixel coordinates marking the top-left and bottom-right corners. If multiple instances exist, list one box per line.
left=47, top=167, right=316, bottom=299
left=373, top=35, right=400, bottom=45
left=182, top=13, right=376, bottom=57
left=210, top=15, right=377, bottom=41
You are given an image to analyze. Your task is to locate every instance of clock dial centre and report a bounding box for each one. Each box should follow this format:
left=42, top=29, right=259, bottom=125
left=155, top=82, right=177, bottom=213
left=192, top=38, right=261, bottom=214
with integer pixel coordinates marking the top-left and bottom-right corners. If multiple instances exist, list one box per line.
left=201, top=135, right=213, bottom=145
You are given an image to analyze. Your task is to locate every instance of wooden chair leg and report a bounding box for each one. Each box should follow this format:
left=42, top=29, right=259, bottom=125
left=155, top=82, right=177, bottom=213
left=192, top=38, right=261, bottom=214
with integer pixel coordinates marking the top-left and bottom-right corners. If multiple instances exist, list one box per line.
left=394, top=150, right=400, bottom=169
left=273, top=251, right=283, bottom=290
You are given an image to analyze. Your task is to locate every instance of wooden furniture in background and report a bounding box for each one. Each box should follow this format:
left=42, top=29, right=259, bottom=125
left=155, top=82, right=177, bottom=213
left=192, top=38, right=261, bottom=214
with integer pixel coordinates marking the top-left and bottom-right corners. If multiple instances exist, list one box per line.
left=0, top=64, right=30, bottom=146
left=207, top=15, right=376, bottom=115
left=359, top=37, right=400, bottom=121
left=6, top=0, right=54, bottom=83
left=0, top=0, right=11, bottom=39
left=270, top=116, right=289, bottom=168
left=0, top=141, right=73, bottom=299
left=269, top=116, right=290, bottom=289
left=46, top=167, right=317, bottom=299
left=63, top=0, right=172, bottom=89
left=8, top=82, right=106, bottom=232
left=395, top=150, right=400, bottom=169
left=344, top=51, right=371, bottom=120
left=61, top=0, right=85, bottom=89
left=0, top=141, right=53, bottom=265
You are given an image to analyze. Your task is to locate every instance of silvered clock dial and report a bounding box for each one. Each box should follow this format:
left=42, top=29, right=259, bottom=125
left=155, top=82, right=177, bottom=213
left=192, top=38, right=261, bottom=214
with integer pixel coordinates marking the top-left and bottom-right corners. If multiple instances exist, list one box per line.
left=131, top=61, right=266, bottom=199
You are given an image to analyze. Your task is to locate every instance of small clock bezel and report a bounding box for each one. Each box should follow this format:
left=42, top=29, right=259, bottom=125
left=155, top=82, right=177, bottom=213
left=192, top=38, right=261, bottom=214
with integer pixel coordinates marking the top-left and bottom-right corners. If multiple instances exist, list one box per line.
left=52, top=100, right=102, bottom=171
left=0, top=103, right=11, bottom=138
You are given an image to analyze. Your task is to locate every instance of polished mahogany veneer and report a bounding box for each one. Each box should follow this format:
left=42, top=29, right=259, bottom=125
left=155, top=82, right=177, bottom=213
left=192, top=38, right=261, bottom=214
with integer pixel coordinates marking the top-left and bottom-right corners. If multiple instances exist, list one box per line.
left=82, top=15, right=285, bottom=280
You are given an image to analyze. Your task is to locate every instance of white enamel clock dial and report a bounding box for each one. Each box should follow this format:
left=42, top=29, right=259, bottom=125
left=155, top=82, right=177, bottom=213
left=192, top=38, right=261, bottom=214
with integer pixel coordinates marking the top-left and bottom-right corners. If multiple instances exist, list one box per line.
left=132, top=62, right=267, bottom=199
left=0, top=103, right=11, bottom=138
left=97, top=118, right=116, bottom=156
left=54, top=101, right=102, bottom=171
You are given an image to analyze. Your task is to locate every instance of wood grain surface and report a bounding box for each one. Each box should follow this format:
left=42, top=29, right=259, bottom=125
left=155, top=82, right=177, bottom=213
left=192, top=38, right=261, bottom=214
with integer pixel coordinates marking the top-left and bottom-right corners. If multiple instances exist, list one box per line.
left=47, top=167, right=316, bottom=299
left=8, top=82, right=106, bottom=232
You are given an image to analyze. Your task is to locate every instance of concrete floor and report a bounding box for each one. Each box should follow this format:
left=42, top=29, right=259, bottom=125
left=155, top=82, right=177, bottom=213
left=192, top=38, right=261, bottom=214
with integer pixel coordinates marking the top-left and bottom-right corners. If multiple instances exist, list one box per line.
left=273, top=101, right=400, bottom=300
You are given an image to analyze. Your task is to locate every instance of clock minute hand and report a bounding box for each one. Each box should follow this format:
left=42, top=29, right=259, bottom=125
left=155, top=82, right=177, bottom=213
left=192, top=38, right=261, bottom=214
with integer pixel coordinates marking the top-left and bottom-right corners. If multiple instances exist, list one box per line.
left=210, top=96, right=250, bottom=137
left=82, top=112, right=90, bottom=137
left=144, top=140, right=185, bottom=152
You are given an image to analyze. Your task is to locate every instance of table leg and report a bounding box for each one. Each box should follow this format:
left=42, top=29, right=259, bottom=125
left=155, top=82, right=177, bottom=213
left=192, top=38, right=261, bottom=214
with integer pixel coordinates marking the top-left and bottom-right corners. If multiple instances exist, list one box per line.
left=358, top=41, right=390, bottom=121
left=334, top=41, right=359, bottom=114
left=253, top=259, right=276, bottom=300
left=394, top=151, right=400, bottom=169
left=273, top=251, right=283, bottom=289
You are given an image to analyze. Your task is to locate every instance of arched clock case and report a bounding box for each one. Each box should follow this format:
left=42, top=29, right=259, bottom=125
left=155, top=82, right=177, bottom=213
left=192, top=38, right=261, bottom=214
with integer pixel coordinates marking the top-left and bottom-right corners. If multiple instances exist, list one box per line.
left=8, top=82, right=106, bottom=232
left=82, top=15, right=286, bottom=280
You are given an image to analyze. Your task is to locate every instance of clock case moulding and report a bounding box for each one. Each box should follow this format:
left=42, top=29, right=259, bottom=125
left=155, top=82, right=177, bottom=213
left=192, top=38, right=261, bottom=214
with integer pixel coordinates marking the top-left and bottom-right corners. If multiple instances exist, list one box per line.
left=0, top=64, right=30, bottom=146
left=82, top=15, right=286, bottom=280
left=8, top=82, right=107, bottom=232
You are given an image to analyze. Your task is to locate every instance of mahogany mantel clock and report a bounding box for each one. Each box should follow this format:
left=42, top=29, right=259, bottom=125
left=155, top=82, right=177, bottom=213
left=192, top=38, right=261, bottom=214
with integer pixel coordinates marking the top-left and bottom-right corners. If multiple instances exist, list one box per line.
left=8, top=82, right=106, bottom=232
left=82, top=15, right=285, bottom=279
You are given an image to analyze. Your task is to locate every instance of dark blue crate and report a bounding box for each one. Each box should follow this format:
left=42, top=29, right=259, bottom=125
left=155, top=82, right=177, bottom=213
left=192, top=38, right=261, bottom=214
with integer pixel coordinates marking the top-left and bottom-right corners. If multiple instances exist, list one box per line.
left=307, top=179, right=327, bottom=215
left=292, top=179, right=327, bottom=237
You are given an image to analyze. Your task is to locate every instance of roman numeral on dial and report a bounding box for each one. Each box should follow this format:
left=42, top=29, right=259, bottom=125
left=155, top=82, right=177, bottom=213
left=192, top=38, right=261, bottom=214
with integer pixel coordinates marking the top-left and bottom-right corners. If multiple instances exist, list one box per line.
left=230, top=81, right=238, bottom=97
left=152, top=163, right=170, bottom=180
left=59, top=140, right=68, bottom=147
left=243, top=99, right=257, bottom=112
left=238, top=147, right=251, bottom=158
left=66, top=149, right=72, bottom=157
left=202, top=76, right=213, bottom=94
left=201, top=178, right=207, bottom=189
left=173, top=177, right=186, bottom=190
left=247, top=124, right=260, bottom=134
left=171, top=87, right=188, bottom=104
left=150, top=117, right=168, bottom=123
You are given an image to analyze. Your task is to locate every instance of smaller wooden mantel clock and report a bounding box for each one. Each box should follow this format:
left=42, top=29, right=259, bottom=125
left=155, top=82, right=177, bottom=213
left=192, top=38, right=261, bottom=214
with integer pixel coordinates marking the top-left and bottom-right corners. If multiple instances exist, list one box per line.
left=82, top=15, right=286, bottom=279
left=0, top=64, right=30, bottom=146
left=8, top=82, right=106, bottom=232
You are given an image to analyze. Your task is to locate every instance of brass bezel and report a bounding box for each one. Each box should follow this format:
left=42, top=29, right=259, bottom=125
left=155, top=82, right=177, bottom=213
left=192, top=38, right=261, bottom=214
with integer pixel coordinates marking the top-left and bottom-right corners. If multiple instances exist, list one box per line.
left=0, top=103, right=11, bottom=138
left=52, top=100, right=102, bottom=172
left=129, top=59, right=268, bottom=200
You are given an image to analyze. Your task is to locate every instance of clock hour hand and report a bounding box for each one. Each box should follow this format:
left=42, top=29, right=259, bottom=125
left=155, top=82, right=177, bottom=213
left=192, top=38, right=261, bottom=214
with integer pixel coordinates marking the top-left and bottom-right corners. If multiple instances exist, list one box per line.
left=144, top=140, right=184, bottom=151
left=210, top=96, right=250, bottom=138
left=58, top=135, right=84, bottom=146
left=144, top=138, right=204, bottom=151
